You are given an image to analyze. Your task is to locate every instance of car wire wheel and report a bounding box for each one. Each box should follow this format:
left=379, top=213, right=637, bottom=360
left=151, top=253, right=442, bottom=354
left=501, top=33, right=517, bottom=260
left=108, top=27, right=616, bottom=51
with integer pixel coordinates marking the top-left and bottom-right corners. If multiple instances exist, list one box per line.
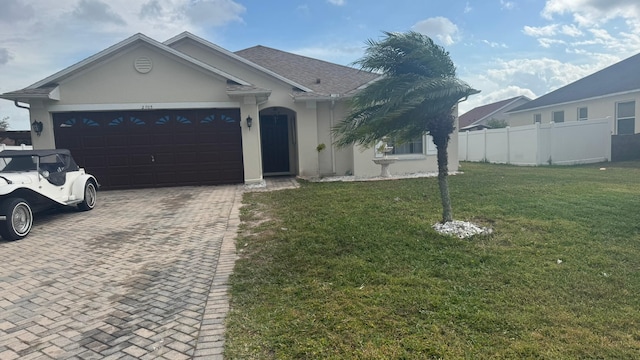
left=0, top=198, right=33, bottom=240
left=11, top=201, right=33, bottom=236
left=78, top=181, right=97, bottom=211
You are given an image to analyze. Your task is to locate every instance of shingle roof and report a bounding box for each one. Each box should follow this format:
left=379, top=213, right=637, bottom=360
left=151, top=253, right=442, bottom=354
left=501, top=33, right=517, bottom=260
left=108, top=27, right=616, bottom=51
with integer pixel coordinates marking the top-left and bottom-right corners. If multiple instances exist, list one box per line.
left=234, top=45, right=380, bottom=96
left=509, top=52, right=640, bottom=113
left=1, top=86, right=58, bottom=100
left=459, top=96, right=528, bottom=128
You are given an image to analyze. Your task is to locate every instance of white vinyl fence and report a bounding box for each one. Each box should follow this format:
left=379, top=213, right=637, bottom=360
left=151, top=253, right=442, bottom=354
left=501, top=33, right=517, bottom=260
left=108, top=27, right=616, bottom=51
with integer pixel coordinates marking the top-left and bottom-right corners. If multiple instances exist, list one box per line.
left=0, top=144, right=32, bottom=151
left=459, top=118, right=613, bottom=165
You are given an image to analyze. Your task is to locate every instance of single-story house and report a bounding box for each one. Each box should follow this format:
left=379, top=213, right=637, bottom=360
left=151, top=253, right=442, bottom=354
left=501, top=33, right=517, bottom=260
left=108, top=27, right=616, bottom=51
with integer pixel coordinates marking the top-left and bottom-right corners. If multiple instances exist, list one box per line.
left=459, top=95, right=530, bottom=131
left=507, top=52, right=640, bottom=135
left=0, top=32, right=460, bottom=189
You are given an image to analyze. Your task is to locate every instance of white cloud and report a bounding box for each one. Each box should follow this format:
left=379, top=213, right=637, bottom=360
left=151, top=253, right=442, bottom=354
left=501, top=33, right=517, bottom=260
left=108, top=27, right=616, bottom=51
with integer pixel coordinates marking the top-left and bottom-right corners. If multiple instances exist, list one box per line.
left=292, top=44, right=364, bottom=66
left=500, top=0, right=516, bottom=10
left=481, top=40, right=507, bottom=48
left=537, top=38, right=567, bottom=48
left=464, top=2, right=472, bottom=13
left=570, top=27, right=640, bottom=54
left=561, top=24, right=583, bottom=37
left=521, top=1, right=640, bottom=55
left=411, top=17, right=459, bottom=46
left=523, top=23, right=583, bottom=41
left=327, top=0, right=346, bottom=5
left=565, top=48, right=588, bottom=55
left=542, top=0, right=640, bottom=26
left=459, top=85, right=536, bottom=114
left=589, top=28, right=615, bottom=42
left=485, top=57, right=616, bottom=94
left=523, top=24, right=558, bottom=37
left=457, top=52, right=622, bottom=114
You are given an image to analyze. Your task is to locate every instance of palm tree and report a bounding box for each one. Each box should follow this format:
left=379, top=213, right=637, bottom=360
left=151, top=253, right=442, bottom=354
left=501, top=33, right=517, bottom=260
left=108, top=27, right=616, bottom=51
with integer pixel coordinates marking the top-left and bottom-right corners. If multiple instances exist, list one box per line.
left=333, top=31, right=479, bottom=223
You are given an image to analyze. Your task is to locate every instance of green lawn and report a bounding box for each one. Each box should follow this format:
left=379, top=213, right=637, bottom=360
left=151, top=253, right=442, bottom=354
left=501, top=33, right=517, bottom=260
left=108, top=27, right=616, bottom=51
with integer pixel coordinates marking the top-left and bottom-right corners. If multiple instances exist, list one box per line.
left=225, top=162, right=640, bottom=359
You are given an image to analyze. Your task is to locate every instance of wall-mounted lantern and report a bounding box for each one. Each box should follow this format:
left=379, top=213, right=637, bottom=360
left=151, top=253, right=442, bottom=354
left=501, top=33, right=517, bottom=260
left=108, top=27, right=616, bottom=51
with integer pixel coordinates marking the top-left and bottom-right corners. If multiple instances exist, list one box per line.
left=246, top=115, right=253, bottom=129
left=31, top=120, right=44, bottom=136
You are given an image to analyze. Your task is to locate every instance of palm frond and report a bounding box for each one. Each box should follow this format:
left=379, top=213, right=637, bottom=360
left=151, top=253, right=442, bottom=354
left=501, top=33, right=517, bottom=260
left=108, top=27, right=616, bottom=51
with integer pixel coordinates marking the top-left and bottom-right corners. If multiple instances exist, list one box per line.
left=335, top=31, right=479, bottom=148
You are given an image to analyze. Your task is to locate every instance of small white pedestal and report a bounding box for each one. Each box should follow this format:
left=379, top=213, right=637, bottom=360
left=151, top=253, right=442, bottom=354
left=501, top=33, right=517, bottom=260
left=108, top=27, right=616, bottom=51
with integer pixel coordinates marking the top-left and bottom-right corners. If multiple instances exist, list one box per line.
left=372, top=157, right=398, bottom=178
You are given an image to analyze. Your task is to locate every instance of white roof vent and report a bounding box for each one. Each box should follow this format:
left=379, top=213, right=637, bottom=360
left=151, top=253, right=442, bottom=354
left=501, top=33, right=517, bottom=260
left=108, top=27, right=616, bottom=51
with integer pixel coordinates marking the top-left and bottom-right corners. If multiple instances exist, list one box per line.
left=134, top=56, right=153, bottom=74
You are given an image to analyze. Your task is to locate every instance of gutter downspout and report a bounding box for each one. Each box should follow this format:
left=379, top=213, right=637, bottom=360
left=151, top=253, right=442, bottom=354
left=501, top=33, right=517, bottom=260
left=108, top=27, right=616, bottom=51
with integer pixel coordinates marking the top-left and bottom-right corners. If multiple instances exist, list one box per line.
left=330, top=95, right=339, bottom=175
left=14, top=101, right=30, bottom=110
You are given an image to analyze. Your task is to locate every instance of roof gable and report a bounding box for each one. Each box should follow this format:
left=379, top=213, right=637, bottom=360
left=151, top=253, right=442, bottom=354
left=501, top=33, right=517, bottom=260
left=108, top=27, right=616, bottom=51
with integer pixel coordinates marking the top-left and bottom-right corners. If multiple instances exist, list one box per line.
left=164, top=32, right=314, bottom=92
left=24, top=33, right=251, bottom=91
left=234, top=45, right=380, bottom=96
left=459, top=96, right=530, bottom=128
left=509, top=52, right=640, bottom=113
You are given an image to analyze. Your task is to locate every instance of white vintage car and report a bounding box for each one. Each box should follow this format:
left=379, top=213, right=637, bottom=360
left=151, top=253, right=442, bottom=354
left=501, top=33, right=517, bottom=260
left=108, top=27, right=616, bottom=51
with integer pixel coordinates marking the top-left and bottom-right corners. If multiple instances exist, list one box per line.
left=0, top=149, right=98, bottom=240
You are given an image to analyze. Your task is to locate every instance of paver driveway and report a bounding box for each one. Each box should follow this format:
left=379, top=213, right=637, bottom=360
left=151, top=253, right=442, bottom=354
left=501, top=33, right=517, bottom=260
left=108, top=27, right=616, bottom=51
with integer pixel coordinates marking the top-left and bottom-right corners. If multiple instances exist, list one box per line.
left=0, top=185, right=243, bottom=360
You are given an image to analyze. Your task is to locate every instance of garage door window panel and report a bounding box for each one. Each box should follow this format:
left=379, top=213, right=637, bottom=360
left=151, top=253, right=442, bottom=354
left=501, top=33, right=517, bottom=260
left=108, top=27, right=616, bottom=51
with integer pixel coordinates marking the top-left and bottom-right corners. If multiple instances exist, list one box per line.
left=108, top=116, right=125, bottom=126
left=60, top=117, right=98, bottom=127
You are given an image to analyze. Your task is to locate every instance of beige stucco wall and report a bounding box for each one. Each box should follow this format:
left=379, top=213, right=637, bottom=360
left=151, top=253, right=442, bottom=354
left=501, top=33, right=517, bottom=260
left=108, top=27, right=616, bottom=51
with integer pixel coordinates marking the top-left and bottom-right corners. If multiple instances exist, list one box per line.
left=27, top=101, right=54, bottom=149
left=509, top=92, right=640, bottom=134
left=351, top=141, right=444, bottom=178
left=327, top=101, right=355, bottom=176
left=316, top=101, right=333, bottom=175
left=171, top=40, right=295, bottom=95
left=60, top=46, right=229, bottom=104
left=314, top=100, right=461, bottom=178
left=239, top=98, right=262, bottom=184
left=293, top=101, right=320, bottom=177
left=315, top=100, right=355, bottom=176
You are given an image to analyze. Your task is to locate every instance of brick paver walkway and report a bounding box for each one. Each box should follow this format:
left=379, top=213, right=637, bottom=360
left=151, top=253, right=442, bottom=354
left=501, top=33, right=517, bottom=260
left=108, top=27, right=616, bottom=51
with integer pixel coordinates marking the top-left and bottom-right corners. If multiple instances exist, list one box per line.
left=0, top=185, right=242, bottom=359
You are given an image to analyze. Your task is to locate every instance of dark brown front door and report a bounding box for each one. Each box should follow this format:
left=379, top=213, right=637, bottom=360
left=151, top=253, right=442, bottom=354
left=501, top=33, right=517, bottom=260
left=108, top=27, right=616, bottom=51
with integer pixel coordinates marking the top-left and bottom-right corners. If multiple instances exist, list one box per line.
left=53, top=109, right=243, bottom=189
left=260, top=115, right=290, bottom=174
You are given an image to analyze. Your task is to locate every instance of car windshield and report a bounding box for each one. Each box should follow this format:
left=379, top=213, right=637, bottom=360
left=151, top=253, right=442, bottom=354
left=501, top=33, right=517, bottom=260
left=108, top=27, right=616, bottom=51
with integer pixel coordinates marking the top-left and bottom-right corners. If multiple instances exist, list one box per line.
left=0, top=155, right=38, bottom=172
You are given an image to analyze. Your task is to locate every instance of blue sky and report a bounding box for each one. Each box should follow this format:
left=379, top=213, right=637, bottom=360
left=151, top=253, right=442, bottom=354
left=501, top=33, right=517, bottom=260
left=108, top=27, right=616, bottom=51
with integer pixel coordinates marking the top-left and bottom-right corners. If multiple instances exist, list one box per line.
left=1, top=0, right=640, bottom=130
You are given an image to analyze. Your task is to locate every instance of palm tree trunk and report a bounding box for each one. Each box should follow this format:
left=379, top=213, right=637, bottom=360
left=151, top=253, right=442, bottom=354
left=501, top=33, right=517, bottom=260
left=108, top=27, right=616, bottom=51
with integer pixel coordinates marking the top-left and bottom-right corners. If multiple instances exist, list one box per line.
left=434, top=136, right=453, bottom=223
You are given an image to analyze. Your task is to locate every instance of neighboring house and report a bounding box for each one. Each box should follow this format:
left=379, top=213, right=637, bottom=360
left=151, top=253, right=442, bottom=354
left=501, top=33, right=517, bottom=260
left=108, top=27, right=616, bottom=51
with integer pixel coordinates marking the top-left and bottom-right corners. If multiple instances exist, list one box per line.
left=458, top=96, right=530, bottom=131
left=0, top=32, right=462, bottom=189
left=507, top=52, right=640, bottom=135
left=0, top=131, right=32, bottom=146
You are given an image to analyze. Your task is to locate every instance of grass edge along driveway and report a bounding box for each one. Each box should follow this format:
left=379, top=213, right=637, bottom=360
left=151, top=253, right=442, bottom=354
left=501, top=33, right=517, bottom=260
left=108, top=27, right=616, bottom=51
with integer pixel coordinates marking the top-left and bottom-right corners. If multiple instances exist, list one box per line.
left=226, top=161, right=640, bottom=359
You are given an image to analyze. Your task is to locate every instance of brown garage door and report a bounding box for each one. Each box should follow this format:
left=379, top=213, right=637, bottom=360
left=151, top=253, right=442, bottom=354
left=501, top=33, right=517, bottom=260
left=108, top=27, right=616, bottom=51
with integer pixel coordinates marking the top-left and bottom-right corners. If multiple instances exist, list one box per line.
left=53, top=109, right=243, bottom=189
